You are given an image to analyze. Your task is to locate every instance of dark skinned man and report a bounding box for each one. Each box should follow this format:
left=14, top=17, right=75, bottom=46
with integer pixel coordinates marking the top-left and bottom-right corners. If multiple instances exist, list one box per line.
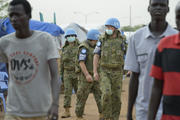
left=124, top=0, right=178, bottom=120
left=148, top=2, right=180, bottom=120
left=0, top=0, right=60, bottom=120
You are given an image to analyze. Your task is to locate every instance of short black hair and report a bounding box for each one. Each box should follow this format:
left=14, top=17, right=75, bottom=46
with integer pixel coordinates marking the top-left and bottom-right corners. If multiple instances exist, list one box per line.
left=149, top=0, right=169, bottom=5
left=9, top=0, right=32, bottom=18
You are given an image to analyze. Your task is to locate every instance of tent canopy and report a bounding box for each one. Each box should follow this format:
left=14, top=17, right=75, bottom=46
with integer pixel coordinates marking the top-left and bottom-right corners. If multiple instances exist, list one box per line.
left=0, top=18, right=64, bottom=37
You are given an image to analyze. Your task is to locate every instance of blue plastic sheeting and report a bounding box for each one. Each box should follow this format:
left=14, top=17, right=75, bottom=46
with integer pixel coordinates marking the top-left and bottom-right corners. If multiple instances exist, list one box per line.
left=0, top=63, right=8, bottom=81
left=0, top=63, right=7, bottom=72
left=0, top=18, right=64, bottom=37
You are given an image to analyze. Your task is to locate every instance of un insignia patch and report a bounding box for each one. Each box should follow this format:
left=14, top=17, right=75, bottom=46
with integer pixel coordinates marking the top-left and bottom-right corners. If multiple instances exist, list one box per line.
left=81, top=49, right=87, bottom=54
left=97, top=41, right=101, bottom=47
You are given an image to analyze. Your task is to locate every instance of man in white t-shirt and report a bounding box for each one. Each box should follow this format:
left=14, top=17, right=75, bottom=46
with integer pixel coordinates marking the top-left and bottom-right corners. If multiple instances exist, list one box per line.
left=0, top=0, right=60, bottom=120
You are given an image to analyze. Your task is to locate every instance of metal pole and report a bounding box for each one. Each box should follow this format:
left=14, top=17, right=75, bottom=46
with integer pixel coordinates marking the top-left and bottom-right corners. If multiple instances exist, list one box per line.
left=85, top=15, right=87, bottom=24
left=130, top=5, right=132, bottom=26
left=74, top=11, right=99, bottom=25
left=39, top=12, right=44, bottom=22
left=54, top=12, right=56, bottom=24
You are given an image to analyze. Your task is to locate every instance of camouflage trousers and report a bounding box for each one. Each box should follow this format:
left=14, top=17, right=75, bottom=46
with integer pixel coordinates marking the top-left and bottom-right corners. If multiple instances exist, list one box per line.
left=100, top=67, right=123, bottom=120
left=63, top=70, right=78, bottom=108
left=75, top=73, right=102, bottom=117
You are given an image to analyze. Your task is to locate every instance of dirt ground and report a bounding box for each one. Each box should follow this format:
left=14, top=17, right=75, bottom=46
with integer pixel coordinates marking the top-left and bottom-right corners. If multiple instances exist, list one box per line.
left=0, top=77, right=135, bottom=120
left=59, top=77, right=135, bottom=120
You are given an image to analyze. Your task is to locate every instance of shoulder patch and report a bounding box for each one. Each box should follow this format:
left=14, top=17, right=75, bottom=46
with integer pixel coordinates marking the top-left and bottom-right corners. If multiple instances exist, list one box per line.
left=81, top=48, right=87, bottom=54
left=96, top=41, right=101, bottom=47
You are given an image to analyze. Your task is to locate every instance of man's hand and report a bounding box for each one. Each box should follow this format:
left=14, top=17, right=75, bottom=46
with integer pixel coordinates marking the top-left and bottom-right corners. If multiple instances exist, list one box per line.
left=86, top=74, right=93, bottom=83
left=93, top=72, right=99, bottom=81
left=48, top=104, right=59, bottom=120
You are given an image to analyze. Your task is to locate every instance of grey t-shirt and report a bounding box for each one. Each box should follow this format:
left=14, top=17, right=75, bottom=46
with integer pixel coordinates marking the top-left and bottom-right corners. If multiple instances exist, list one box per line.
left=124, top=24, right=178, bottom=120
left=0, top=31, right=60, bottom=117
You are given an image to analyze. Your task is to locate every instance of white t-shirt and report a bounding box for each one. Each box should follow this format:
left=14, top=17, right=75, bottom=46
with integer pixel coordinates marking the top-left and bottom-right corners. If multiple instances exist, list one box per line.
left=0, top=31, right=60, bottom=117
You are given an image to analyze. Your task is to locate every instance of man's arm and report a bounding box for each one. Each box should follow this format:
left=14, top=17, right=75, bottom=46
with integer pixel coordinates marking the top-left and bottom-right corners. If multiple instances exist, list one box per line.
left=78, top=47, right=93, bottom=82
left=93, top=54, right=100, bottom=81
left=148, top=79, right=163, bottom=120
left=93, top=40, right=101, bottom=81
left=127, top=72, right=139, bottom=120
left=79, top=61, right=93, bottom=82
left=0, top=48, right=8, bottom=75
left=59, top=55, right=64, bottom=83
left=48, top=59, right=60, bottom=118
left=93, top=54, right=99, bottom=73
left=6, top=63, right=9, bottom=75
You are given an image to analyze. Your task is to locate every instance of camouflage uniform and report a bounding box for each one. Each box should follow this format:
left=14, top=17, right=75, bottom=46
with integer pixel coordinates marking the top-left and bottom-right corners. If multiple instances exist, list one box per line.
left=94, top=31, right=125, bottom=120
left=60, top=40, right=79, bottom=108
left=121, top=34, right=128, bottom=75
left=75, top=41, right=102, bottom=117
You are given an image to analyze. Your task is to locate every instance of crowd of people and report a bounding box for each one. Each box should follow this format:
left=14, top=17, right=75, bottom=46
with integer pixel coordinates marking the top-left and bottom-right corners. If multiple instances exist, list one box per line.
left=60, top=16, right=127, bottom=120
left=0, top=0, right=180, bottom=120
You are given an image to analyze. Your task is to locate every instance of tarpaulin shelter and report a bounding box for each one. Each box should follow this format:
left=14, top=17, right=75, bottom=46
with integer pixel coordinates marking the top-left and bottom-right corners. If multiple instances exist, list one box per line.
left=0, top=18, right=64, bottom=37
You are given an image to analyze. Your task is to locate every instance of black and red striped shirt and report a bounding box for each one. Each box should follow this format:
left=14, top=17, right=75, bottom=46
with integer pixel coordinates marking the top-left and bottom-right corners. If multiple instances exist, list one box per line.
left=150, top=33, right=180, bottom=120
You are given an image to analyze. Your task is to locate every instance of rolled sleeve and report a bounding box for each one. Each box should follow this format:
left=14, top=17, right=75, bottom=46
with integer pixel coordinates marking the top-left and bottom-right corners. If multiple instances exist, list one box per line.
left=78, top=48, right=87, bottom=62
left=124, top=36, right=139, bottom=73
left=94, top=41, right=101, bottom=55
left=93, top=46, right=101, bottom=55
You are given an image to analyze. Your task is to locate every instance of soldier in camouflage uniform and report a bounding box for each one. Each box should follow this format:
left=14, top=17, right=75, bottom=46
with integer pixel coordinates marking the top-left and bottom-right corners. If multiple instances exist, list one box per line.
left=60, top=29, right=79, bottom=118
left=93, top=18, right=126, bottom=120
left=75, top=29, right=103, bottom=120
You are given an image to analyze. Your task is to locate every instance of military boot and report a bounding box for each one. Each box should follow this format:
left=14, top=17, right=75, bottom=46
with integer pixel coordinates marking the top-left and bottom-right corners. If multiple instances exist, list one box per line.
left=99, top=113, right=104, bottom=120
left=76, top=117, right=86, bottom=120
left=61, top=108, right=71, bottom=118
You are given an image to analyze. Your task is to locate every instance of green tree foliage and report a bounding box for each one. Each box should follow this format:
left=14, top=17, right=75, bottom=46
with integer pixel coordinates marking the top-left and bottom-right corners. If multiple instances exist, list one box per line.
left=122, top=24, right=146, bottom=32
left=0, top=0, right=9, bottom=19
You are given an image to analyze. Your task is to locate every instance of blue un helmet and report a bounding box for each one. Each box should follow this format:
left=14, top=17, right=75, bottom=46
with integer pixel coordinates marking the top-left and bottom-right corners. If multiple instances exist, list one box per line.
left=64, top=28, right=77, bottom=38
left=105, top=18, right=120, bottom=29
left=87, top=29, right=100, bottom=41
